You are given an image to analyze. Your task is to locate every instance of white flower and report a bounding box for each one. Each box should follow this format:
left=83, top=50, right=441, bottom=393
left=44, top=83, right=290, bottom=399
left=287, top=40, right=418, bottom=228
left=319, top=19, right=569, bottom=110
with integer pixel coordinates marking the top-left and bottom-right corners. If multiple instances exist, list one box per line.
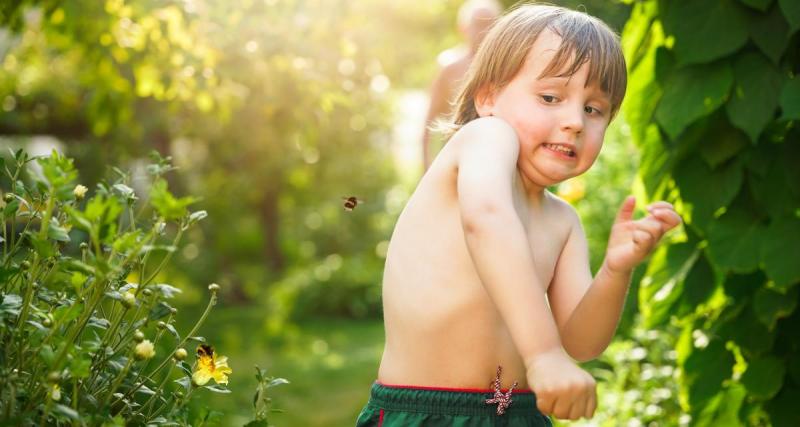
left=134, top=339, right=155, bottom=361
left=73, top=185, right=88, bottom=200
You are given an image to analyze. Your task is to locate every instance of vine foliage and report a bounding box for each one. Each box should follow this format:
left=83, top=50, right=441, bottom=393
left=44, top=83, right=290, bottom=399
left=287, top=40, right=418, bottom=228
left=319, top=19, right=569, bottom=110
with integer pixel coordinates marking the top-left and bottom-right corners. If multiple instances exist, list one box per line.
left=622, top=0, right=799, bottom=425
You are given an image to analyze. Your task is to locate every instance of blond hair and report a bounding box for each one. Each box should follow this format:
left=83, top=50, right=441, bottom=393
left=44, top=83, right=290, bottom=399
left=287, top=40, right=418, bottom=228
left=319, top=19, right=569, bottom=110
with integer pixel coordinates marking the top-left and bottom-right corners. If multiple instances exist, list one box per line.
left=442, top=3, right=627, bottom=140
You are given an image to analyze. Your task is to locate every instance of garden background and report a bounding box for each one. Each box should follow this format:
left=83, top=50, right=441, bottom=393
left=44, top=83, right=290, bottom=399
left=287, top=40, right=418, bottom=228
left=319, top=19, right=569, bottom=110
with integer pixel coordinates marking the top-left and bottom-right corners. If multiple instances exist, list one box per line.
left=1, top=0, right=798, bottom=425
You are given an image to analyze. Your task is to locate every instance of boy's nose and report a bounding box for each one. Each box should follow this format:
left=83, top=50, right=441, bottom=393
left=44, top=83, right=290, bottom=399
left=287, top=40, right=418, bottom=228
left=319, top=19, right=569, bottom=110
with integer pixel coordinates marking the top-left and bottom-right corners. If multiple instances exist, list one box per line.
left=559, top=105, right=584, bottom=134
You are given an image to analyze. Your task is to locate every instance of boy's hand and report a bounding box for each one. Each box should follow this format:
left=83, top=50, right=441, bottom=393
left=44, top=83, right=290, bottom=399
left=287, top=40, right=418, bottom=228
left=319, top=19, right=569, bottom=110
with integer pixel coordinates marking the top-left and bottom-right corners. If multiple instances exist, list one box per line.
left=526, top=349, right=597, bottom=420
left=604, top=196, right=682, bottom=274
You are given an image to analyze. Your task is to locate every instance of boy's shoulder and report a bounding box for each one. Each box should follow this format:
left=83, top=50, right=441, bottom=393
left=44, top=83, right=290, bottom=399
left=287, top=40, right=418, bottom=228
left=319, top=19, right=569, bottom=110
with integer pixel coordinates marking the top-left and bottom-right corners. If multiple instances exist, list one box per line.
left=544, top=190, right=582, bottom=228
left=451, top=116, right=519, bottom=151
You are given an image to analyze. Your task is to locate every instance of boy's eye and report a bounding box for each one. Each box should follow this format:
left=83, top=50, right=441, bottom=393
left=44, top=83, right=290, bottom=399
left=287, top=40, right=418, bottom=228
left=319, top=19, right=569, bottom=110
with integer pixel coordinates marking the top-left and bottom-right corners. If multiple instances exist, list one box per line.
left=584, top=105, right=602, bottom=115
left=541, top=95, right=557, bottom=103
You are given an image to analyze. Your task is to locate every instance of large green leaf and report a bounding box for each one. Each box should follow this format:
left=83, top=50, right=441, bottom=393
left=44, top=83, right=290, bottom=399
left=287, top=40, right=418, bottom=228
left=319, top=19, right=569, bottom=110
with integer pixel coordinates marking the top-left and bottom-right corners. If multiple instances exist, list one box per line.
left=662, top=0, right=749, bottom=65
left=747, top=157, right=798, bottom=220
left=749, top=3, right=792, bottom=63
left=765, top=385, right=800, bottom=427
left=682, top=337, right=735, bottom=409
left=719, top=302, right=776, bottom=357
left=621, top=0, right=659, bottom=71
left=639, top=241, right=700, bottom=328
left=675, top=156, right=743, bottom=230
left=707, top=209, right=764, bottom=273
left=778, top=0, right=800, bottom=32
left=739, top=0, right=773, bottom=11
left=741, top=355, right=786, bottom=399
left=698, top=120, right=749, bottom=169
left=754, top=286, right=798, bottom=329
left=655, top=62, right=734, bottom=140
left=679, top=254, right=718, bottom=314
left=635, top=124, right=672, bottom=200
left=779, top=77, right=800, bottom=120
left=692, top=383, right=746, bottom=427
left=761, top=218, right=800, bottom=289
left=725, top=51, right=783, bottom=142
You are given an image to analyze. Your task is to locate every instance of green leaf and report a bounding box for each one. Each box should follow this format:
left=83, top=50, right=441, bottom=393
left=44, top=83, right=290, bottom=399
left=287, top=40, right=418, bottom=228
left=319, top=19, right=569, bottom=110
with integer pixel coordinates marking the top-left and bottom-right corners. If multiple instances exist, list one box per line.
left=739, top=0, right=772, bottom=11
left=754, top=286, right=798, bottom=329
left=779, top=77, right=800, bottom=120
left=48, top=220, right=71, bottom=242
left=679, top=255, right=718, bottom=313
left=52, top=404, right=80, bottom=420
left=747, top=157, right=797, bottom=219
left=761, top=218, right=800, bottom=289
left=662, top=0, right=749, bottom=65
left=698, top=121, right=749, bottom=169
left=778, top=0, right=800, bottom=32
left=719, top=303, right=776, bottom=356
left=682, top=337, right=735, bottom=409
left=675, top=156, right=743, bottom=230
left=655, top=62, right=733, bottom=139
left=635, top=125, right=673, bottom=199
left=149, top=179, right=198, bottom=221
left=34, top=150, right=78, bottom=201
left=706, top=209, right=763, bottom=273
left=741, top=355, right=786, bottom=399
left=639, top=241, right=700, bottom=328
left=69, top=354, right=92, bottom=379
left=725, top=51, right=783, bottom=142
left=692, top=383, right=746, bottom=427
left=749, top=3, right=792, bottom=63
left=764, top=385, right=800, bottom=427
left=3, top=198, right=19, bottom=218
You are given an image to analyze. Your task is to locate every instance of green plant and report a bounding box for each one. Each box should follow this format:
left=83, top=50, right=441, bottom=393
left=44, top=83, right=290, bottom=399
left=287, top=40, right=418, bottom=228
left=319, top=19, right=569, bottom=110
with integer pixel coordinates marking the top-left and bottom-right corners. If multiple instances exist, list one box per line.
left=0, top=148, right=231, bottom=425
left=622, top=0, right=800, bottom=425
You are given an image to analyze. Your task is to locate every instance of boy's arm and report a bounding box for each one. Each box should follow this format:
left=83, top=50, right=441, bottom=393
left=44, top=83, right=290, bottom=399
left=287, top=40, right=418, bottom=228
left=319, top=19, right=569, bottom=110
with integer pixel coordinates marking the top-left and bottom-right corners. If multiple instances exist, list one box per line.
left=455, top=117, right=565, bottom=362
left=548, top=198, right=682, bottom=362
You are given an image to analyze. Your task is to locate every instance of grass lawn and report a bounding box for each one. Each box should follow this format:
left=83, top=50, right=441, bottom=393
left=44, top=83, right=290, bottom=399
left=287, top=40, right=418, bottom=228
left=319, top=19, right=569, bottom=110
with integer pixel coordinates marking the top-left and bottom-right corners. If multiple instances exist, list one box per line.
left=176, top=305, right=385, bottom=426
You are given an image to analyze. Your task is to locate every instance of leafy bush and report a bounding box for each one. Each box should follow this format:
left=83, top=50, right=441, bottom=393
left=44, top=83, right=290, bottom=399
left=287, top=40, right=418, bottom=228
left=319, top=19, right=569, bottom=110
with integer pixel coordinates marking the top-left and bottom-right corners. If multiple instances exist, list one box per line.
left=0, top=149, right=237, bottom=425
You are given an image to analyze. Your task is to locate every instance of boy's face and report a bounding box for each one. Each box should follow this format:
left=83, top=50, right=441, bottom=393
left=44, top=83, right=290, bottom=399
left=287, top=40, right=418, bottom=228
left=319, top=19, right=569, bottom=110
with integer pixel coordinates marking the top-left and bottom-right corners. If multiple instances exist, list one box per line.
left=475, top=29, right=612, bottom=189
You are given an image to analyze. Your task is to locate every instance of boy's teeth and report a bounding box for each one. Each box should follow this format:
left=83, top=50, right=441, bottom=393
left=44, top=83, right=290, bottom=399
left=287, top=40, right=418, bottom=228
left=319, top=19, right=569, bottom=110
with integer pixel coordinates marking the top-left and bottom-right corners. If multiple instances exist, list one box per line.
left=545, top=144, right=574, bottom=155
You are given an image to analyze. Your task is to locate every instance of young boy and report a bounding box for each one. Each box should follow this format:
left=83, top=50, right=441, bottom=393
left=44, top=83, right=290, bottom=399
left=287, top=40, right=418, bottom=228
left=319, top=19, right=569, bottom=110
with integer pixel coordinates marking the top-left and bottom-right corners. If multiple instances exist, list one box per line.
left=357, top=4, right=681, bottom=426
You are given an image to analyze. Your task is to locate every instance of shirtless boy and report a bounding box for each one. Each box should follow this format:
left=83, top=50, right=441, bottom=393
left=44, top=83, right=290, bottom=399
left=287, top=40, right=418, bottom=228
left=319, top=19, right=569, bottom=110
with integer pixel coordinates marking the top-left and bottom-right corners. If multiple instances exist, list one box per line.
left=357, top=4, right=682, bottom=425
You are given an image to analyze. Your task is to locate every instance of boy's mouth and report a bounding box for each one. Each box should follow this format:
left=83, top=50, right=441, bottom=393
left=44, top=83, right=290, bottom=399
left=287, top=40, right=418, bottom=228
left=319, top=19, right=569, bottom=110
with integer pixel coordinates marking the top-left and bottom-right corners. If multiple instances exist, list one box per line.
left=542, top=143, right=576, bottom=158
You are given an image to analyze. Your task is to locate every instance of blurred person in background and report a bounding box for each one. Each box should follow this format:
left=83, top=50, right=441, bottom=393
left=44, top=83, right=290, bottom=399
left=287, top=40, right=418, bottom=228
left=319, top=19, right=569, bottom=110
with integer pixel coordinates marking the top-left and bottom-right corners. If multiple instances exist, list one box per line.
left=421, top=0, right=502, bottom=172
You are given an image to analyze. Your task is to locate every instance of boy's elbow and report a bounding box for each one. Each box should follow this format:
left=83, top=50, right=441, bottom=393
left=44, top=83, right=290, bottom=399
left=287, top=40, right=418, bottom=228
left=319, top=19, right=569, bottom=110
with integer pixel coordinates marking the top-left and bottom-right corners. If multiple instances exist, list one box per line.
left=564, top=343, right=603, bottom=363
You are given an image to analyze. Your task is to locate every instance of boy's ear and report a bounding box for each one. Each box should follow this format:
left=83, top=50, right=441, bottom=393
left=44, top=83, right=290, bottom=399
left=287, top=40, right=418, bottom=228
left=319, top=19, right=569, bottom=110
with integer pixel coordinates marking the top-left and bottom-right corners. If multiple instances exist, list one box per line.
left=474, top=84, right=495, bottom=117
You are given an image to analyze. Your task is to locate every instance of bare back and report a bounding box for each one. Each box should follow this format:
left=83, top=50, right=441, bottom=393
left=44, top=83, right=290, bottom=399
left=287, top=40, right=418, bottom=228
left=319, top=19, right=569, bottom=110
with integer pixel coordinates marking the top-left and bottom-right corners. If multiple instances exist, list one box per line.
left=378, top=134, right=574, bottom=390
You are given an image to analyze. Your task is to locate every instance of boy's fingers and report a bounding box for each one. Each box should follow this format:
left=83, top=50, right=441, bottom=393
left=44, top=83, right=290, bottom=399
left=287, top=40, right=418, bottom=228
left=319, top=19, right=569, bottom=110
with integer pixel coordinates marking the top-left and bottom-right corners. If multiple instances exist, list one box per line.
left=569, top=397, right=587, bottom=420
left=537, top=396, right=554, bottom=416
left=633, top=229, right=654, bottom=250
left=646, top=201, right=674, bottom=211
left=585, top=388, right=597, bottom=419
left=650, top=208, right=683, bottom=229
left=615, top=196, right=636, bottom=223
left=639, top=216, right=664, bottom=238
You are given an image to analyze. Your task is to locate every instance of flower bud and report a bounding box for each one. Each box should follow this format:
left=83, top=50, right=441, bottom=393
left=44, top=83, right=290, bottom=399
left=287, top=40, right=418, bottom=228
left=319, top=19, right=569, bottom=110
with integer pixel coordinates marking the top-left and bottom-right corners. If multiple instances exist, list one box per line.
left=3, top=193, right=14, bottom=203
left=208, top=283, right=220, bottom=293
left=170, top=307, right=178, bottom=315
left=50, top=384, right=61, bottom=401
left=42, top=315, right=53, bottom=328
left=47, top=371, right=61, bottom=383
left=79, top=242, right=89, bottom=251
left=174, top=348, right=188, bottom=361
left=73, top=185, right=88, bottom=200
left=142, top=288, right=153, bottom=297
left=157, top=321, right=167, bottom=330
left=175, top=390, right=184, bottom=399
left=20, top=260, right=30, bottom=270
left=121, top=291, right=136, bottom=309
left=134, top=340, right=155, bottom=361
left=133, top=330, right=145, bottom=343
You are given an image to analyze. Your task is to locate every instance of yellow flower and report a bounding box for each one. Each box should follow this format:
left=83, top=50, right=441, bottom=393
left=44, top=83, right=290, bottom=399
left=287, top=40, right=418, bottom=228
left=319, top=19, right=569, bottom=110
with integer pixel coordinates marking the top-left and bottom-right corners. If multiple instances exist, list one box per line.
left=73, top=185, right=88, bottom=200
left=134, top=339, right=155, bottom=361
left=192, top=344, right=232, bottom=386
left=556, top=177, right=586, bottom=203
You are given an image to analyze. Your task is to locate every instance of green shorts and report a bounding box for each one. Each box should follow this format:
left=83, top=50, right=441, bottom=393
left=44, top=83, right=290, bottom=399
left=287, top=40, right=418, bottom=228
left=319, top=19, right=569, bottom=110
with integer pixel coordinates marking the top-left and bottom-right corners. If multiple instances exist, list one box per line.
left=355, top=381, right=553, bottom=426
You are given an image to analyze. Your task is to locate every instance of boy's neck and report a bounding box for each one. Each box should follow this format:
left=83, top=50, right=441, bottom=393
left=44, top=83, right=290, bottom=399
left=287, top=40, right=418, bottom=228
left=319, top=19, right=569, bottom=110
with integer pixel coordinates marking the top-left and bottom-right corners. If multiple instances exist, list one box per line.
left=515, top=170, right=547, bottom=206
